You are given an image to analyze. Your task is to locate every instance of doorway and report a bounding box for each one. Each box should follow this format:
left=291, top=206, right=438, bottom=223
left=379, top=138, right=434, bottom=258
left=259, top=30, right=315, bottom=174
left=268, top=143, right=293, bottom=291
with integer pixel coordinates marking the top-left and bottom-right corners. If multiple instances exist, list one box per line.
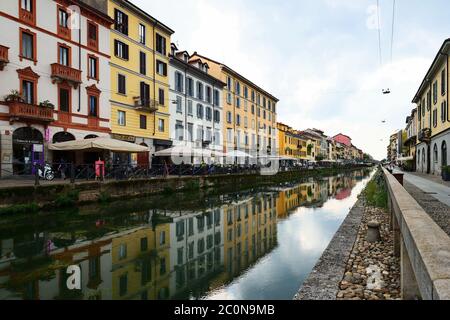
left=13, top=127, right=44, bottom=175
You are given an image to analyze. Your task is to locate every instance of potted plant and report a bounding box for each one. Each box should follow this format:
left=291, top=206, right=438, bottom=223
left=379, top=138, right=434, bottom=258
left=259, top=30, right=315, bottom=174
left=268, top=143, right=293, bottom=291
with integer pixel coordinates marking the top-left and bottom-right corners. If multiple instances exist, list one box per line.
left=442, top=166, right=450, bottom=181
left=4, top=89, right=24, bottom=102
left=39, top=100, right=55, bottom=109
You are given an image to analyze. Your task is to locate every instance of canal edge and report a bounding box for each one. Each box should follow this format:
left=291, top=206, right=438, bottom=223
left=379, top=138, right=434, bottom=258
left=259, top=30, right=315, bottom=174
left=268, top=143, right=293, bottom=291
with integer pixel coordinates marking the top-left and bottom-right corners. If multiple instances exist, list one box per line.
left=294, top=197, right=365, bottom=300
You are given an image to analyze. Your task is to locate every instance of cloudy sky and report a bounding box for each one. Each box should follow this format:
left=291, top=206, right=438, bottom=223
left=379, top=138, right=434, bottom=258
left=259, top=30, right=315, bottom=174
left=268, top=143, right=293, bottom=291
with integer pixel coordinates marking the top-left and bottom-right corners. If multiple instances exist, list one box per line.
left=131, top=0, right=450, bottom=160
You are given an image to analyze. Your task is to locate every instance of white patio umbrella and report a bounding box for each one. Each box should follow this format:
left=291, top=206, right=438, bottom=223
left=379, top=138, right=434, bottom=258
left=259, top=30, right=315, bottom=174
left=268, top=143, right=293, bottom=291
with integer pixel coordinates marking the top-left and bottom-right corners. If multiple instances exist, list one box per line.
left=225, top=150, right=254, bottom=158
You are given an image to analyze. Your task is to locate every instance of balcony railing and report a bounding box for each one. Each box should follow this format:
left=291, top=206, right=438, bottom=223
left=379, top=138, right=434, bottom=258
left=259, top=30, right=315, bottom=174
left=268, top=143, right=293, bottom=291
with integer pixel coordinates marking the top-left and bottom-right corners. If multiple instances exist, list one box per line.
left=418, top=128, right=431, bottom=143
left=51, top=63, right=82, bottom=88
left=0, top=45, right=9, bottom=71
left=8, top=101, right=54, bottom=123
left=133, top=97, right=159, bottom=113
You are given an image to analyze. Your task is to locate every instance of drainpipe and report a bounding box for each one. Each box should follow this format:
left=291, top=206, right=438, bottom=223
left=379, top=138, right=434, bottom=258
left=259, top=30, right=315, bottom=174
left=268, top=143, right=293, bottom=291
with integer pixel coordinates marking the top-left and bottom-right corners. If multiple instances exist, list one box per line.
left=152, top=21, right=157, bottom=137
left=184, top=66, right=188, bottom=145
left=77, top=12, right=81, bottom=112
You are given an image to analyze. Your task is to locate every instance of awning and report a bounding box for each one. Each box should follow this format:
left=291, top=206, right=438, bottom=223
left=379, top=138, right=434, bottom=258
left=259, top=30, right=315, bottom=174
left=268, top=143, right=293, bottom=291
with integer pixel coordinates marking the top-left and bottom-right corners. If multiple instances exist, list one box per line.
left=48, top=137, right=149, bottom=153
left=225, top=150, right=254, bottom=158
left=397, top=156, right=414, bottom=162
left=154, top=146, right=211, bottom=157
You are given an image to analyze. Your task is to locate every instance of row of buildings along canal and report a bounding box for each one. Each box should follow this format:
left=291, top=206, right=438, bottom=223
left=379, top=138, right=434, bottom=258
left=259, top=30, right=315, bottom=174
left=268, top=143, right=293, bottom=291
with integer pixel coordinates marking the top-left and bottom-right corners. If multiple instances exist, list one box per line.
left=388, top=38, right=450, bottom=179
left=0, top=0, right=369, bottom=178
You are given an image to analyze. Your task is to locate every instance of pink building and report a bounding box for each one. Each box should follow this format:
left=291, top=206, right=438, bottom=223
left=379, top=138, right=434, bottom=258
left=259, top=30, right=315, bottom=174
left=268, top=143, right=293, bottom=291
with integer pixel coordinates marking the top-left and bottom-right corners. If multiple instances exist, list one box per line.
left=332, top=134, right=352, bottom=147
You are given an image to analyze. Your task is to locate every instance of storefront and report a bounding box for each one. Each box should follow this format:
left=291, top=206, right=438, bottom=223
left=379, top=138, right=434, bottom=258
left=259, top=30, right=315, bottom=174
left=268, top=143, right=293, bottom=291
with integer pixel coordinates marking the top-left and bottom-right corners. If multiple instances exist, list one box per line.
left=12, top=127, right=44, bottom=175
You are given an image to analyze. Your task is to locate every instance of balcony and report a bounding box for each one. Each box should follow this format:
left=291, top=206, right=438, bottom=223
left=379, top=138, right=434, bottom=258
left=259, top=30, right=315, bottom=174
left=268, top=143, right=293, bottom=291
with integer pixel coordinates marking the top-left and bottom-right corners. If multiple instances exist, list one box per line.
left=133, top=97, right=159, bottom=113
left=0, top=45, right=9, bottom=70
left=51, top=63, right=82, bottom=88
left=8, top=101, right=54, bottom=123
left=418, top=128, right=431, bottom=143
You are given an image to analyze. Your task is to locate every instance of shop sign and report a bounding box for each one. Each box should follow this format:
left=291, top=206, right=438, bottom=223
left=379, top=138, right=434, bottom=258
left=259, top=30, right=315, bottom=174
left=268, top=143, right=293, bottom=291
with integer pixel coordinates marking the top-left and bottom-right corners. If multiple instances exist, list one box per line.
left=111, top=134, right=136, bottom=143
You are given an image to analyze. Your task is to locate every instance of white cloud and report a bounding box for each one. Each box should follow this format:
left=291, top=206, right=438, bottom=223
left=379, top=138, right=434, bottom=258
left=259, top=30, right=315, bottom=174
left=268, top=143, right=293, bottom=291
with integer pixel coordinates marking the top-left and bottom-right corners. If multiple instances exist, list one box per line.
left=130, top=0, right=448, bottom=160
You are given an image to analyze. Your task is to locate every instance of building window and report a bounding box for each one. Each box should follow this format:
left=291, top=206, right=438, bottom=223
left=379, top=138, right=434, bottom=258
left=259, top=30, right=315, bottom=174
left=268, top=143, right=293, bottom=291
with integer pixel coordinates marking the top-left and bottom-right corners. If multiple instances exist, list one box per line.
left=442, top=141, right=447, bottom=167
left=187, top=123, right=194, bottom=141
left=140, top=82, right=150, bottom=106
left=175, top=72, right=184, bottom=92
left=235, top=81, right=240, bottom=95
left=158, top=119, right=165, bottom=132
left=139, top=52, right=146, bottom=75
left=433, top=109, right=438, bottom=128
left=442, top=101, right=447, bottom=123
left=197, top=104, right=204, bottom=119
left=227, top=111, right=232, bottom=123
left=20, top=29, right=36, bottom=62
left=236, top=97, right=240, bottom=108
left=139, top=24, right=146, bottom=44
left=433, top=81, right=438, bottom=105
left=158, top=88, right=165, bottom=106
left=58, top=8, right=68, bottom=28
left=187, top=100, right=193, bottom=116
left=156, top=60, right=167, bottom=76
left=187, top=77, right=194, bottom=97
left=114, top=40, right=129, bottom=60
left=214, top=110, right=220, bottom=123
left=176, top=96, right=182, bottom=113
left=140, top=115, right=147, bottom=129
left=176, top=120, right=184, bottom=141
left=197, top=82, right=204, bottom=100
left=442, top=69, right=447, bottom=96
left=156, top=33, right=166, bottom=55
left=22, top=80, right=34, bottom=104
left=59, top=86, right=70, bottom=112
left=87, top=21, right=98, bottom=50
left=236, top=114, right=241, bottom=126
left=89, top=95, right=98, bottom=117
left=227, top=92, right=232, bottom=104
left=434, top=144, right=438, bottom=164
left=118, top=110, right=126, bottom=126
left=205, top=107, right=212, bottom=121
left=213, top=89, right=220, bottom=106
left=114, top=9, right=128, bottom=35
left=206, top=86, right=212, bottom=103
left=118, top=74, right=126, bottom=94
left=58, top=45, right=70, bottom=66
left=88, top=55, right=98, bottom=80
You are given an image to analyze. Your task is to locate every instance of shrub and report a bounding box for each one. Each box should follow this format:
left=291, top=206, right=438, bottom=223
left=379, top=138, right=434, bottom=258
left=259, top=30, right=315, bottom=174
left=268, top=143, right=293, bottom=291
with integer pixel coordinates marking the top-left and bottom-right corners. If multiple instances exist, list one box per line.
left=55, top=190, right=80, bottom=208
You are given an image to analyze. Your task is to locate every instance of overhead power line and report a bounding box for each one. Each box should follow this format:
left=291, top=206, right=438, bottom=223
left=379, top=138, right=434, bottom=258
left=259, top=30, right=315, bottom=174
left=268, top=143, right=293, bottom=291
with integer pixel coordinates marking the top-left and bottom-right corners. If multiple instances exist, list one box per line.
left=377, top=0, right=382, bottom=66
left=390, top=0, right=396, bottom=63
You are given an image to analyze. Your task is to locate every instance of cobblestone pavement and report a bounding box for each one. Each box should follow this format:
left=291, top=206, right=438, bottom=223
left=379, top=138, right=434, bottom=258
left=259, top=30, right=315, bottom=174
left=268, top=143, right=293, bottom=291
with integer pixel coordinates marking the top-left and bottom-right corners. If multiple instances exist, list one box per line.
left=403, top=181, right=450, bottom=237
left=336, top=198, right=401, bottom=300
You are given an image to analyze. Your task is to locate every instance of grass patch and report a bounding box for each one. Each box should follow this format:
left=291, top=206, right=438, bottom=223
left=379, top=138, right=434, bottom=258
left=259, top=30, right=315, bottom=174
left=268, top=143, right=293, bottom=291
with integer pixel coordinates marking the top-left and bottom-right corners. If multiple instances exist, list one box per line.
left=365, top=170, right=388, bottom=209
left=98, top=191, right=112, bottom=204
left=0, top=203, right=39, bottom=216
left=54, top=189, right=80, bottom=208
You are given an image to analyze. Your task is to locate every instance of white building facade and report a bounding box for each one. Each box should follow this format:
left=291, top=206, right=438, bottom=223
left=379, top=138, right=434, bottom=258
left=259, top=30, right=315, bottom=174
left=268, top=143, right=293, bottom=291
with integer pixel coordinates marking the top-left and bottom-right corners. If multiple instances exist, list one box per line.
left=168, top=45, right=226, bottom=164
left=0, top=0, right=112, bottom=176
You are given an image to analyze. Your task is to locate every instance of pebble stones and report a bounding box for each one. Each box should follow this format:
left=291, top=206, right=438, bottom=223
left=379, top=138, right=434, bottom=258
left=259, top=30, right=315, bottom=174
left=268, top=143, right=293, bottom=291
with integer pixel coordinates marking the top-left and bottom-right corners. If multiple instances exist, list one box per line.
left=336, top=197, right=401, bottom=300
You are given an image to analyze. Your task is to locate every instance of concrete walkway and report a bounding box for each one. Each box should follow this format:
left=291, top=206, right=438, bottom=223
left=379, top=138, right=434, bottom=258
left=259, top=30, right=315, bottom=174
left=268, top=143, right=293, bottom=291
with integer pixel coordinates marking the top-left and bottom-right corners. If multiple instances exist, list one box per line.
left=398, top=170, right=450, bottom=207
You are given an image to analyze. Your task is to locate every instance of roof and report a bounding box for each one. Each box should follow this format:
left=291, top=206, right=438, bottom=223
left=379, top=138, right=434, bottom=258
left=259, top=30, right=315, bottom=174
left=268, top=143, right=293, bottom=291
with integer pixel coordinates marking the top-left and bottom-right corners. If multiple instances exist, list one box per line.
left=191, top=52, right=279, bottom=102
left=169, top=53, right=226, bottom=88
left=119, top=0, right=175, bottom=35
left=412, top=38, right=450, bottom=103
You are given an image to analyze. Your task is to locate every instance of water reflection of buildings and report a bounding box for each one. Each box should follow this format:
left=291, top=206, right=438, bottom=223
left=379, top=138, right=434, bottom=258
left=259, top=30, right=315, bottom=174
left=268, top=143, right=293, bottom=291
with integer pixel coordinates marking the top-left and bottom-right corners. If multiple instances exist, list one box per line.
left=0, top=193, right=278, bottom=300
left=275, top=170, right=367, bottom=218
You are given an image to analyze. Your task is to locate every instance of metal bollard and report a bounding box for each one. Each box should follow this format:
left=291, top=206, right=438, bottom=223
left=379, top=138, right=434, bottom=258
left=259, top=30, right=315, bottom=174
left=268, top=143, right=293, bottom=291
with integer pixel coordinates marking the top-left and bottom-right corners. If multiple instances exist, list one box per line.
left=367, top=220, right=381, bottom=243
left=34, top=164, right=40, bottom=186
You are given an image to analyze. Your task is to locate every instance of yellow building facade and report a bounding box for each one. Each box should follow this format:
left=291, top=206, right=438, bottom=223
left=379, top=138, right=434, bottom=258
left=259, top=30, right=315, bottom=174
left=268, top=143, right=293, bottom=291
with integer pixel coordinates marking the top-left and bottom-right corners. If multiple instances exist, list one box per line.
left=414, top=39, right=449, bottom=175
left=108, top=0, right=174, bottom=164
left=190, top=53, right=279, bottom=158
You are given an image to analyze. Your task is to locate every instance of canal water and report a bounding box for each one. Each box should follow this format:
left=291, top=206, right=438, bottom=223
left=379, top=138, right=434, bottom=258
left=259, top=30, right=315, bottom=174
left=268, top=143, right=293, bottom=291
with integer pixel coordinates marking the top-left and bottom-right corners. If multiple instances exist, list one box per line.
left=0, top=169, right=374, bottom=300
